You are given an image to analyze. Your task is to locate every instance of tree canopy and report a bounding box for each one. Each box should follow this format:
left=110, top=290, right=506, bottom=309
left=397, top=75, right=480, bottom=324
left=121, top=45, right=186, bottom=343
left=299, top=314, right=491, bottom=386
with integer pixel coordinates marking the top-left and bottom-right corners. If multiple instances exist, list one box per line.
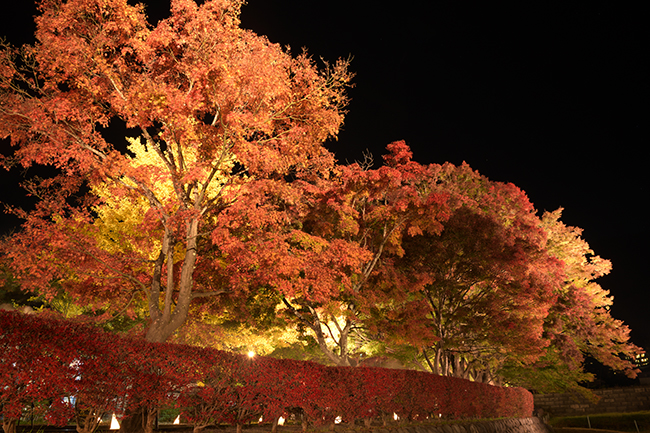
left=1, top=0, right=354, bottom=342
left=0, top=0, right=641, bottom=393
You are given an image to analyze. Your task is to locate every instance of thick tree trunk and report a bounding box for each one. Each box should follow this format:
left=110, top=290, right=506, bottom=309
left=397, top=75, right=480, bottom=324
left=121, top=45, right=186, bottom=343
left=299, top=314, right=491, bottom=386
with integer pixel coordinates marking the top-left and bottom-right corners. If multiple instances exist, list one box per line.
left=144, top=408, right=157, bottom=433
left=300, top=409, right=308, bottom=433
left=2, top=419, right=17, bottom=433
left=146, top=219, right=200, bottom=343
left=441, top=351, right=449, bottom=376
left=309, top=311, right=352, bottom=366
left=451, top=352, right=470, bottom=379
left=119, top=406, right=156, bottom=433
left=452, top=353, right=461, bottom=377
left=434, top=347, right=442, bottom=375
left=119, top=410, right=141, bottom=433
left=270, top=417, right=280, bottom=433
left=76, top=411, right=102, bottom=433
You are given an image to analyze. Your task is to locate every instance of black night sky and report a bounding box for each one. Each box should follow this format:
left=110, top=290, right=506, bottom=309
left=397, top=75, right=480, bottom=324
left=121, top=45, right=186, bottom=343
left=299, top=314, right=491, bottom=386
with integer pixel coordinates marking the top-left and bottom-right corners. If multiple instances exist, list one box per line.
left=1, top=1, right=648, bottom=350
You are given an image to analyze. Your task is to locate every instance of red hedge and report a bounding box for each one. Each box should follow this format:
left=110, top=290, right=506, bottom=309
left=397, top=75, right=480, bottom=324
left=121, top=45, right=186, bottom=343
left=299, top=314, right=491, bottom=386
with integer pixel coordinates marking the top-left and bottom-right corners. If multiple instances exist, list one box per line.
left=0, top=311, right=533, bottom=432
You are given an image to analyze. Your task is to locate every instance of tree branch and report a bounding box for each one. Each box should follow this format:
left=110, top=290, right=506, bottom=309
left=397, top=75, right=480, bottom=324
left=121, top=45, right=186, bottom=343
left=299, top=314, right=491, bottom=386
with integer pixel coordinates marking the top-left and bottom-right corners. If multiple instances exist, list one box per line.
left=191, top=289, right=229, bottom=300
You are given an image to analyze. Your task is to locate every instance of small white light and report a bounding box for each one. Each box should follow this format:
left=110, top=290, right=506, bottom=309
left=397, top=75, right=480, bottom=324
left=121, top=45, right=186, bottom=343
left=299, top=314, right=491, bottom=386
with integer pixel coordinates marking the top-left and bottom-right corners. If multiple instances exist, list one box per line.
left=247, top=351, right=255, bottom=358
left=278, top=417, right=285, bottom=426
left=110, top=414, right=120, bottom=430
left=335, top=416, right=342, bottom=424
left=393, top=413, right=399, bottom=421
left=173, top=415, right=181, bottom=425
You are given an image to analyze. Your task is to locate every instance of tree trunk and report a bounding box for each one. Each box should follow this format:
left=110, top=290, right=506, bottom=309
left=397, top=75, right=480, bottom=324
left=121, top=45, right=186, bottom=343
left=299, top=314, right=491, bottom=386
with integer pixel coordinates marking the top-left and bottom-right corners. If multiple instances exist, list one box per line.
left=452, top=353, right=469, bottom=379
left=145, top=219, right=200, bottom=343
left=119, top=406, right=156, bottom=433
left=422, top=348, right=434, bottom=373
left=433, top=347, right=442, bottom=375
left=125, top=223, right=198, bottom=431
left=2, top=419, right=17, bottom=433
left=143, top=407, right=157, bottom=433
left=441, top=351, right=449, bottom=376
left=76, top=407, right=102, bottom=433
left=309, top=311, right=352, bottom=366
left=301, top=413, right=308, bottom=433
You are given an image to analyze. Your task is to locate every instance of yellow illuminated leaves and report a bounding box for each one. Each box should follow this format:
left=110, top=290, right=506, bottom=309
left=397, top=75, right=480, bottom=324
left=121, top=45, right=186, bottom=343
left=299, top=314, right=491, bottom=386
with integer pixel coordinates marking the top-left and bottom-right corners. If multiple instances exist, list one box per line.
left=541, top=208, right=612, bottom=287
left=1, top=0, right=354, bottom=343
left=92, top=189, right=151, bottom=255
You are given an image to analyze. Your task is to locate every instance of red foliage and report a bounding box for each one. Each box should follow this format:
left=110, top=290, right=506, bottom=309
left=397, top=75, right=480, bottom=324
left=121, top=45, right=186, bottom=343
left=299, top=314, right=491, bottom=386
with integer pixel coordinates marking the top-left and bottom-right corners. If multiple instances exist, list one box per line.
left=0, top=312, right=76, bottom=430
left=276, top=141, right=455, bottom=366
left=1, top=311, right=533, bottom=433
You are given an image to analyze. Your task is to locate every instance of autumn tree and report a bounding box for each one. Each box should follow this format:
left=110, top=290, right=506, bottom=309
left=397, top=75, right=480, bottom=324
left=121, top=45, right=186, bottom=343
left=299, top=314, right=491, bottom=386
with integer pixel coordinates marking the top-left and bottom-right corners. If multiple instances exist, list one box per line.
left=500, top=209, right=640, bottom=392
left=362, top=169, right=564, bottom=383
left=277, top=142, right=453, bottom=366
left=362, top=165, right=640, bottom=390
left=0, top=0, right=354, bottom=343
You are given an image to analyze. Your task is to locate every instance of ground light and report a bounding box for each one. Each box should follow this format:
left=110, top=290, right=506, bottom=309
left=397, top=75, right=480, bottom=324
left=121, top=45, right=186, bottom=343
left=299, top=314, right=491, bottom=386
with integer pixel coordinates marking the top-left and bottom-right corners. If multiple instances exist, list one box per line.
left=258, top=416, right=285, bottom=425
left=110, top=414, right=120, bottom=430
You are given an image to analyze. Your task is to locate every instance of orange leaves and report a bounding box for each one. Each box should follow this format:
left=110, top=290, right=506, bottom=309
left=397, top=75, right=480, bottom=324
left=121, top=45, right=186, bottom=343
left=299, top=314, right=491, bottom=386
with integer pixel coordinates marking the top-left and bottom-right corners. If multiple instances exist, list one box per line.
left=538, top=208, right=641, bottom=381
left=7, top=0, right=635, bottom=388
left=1, top=0, right=358, bottom=341
left=382, top=140, right=413, bottom=167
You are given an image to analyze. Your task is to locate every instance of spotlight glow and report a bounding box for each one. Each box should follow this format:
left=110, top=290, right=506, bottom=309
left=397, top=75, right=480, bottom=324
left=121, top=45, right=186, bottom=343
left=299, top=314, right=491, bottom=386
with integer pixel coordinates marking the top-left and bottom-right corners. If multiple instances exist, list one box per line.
left=110, top=414, right=120, bottom=430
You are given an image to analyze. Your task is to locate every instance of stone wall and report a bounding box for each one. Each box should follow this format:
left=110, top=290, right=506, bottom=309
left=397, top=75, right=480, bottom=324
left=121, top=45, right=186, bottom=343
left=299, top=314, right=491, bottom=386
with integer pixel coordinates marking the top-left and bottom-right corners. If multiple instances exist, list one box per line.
left=373, top=417, right=550, bottom=433
left=534, top=386, right=650, bottom=417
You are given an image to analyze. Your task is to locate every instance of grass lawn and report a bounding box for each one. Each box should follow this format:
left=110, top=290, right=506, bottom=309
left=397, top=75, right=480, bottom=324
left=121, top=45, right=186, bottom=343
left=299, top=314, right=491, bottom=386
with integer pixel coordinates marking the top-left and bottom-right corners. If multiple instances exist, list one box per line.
left=550, top=411, right=650, bottom=433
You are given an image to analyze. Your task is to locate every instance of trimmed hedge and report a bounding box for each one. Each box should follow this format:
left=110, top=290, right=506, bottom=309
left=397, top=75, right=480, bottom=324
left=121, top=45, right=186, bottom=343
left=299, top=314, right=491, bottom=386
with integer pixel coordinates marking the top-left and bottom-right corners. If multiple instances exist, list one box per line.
left=0, top=311, right=533, bottom=433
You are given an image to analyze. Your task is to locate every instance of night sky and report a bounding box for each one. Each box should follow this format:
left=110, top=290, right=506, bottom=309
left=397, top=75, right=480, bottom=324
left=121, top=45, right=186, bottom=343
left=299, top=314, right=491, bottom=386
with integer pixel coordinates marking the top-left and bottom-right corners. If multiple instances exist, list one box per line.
left=1, top=2, right=648, bottom=350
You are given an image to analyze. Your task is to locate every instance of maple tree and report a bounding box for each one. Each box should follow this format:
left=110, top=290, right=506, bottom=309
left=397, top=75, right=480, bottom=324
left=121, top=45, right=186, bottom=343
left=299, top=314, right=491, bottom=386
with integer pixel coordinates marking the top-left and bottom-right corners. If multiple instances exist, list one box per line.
left=0, top=0, right=639, bottom=401
left=500, top=209, right=640, bottom=392
left=361, top=169, right=564, bottom=384
left=0, top=0, right=353, bottom=343
left=359, top=166, right=640, bottom=391
left=277, top=141, right=452, bottom=366
left=542, top=209, right=640, bottom=375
